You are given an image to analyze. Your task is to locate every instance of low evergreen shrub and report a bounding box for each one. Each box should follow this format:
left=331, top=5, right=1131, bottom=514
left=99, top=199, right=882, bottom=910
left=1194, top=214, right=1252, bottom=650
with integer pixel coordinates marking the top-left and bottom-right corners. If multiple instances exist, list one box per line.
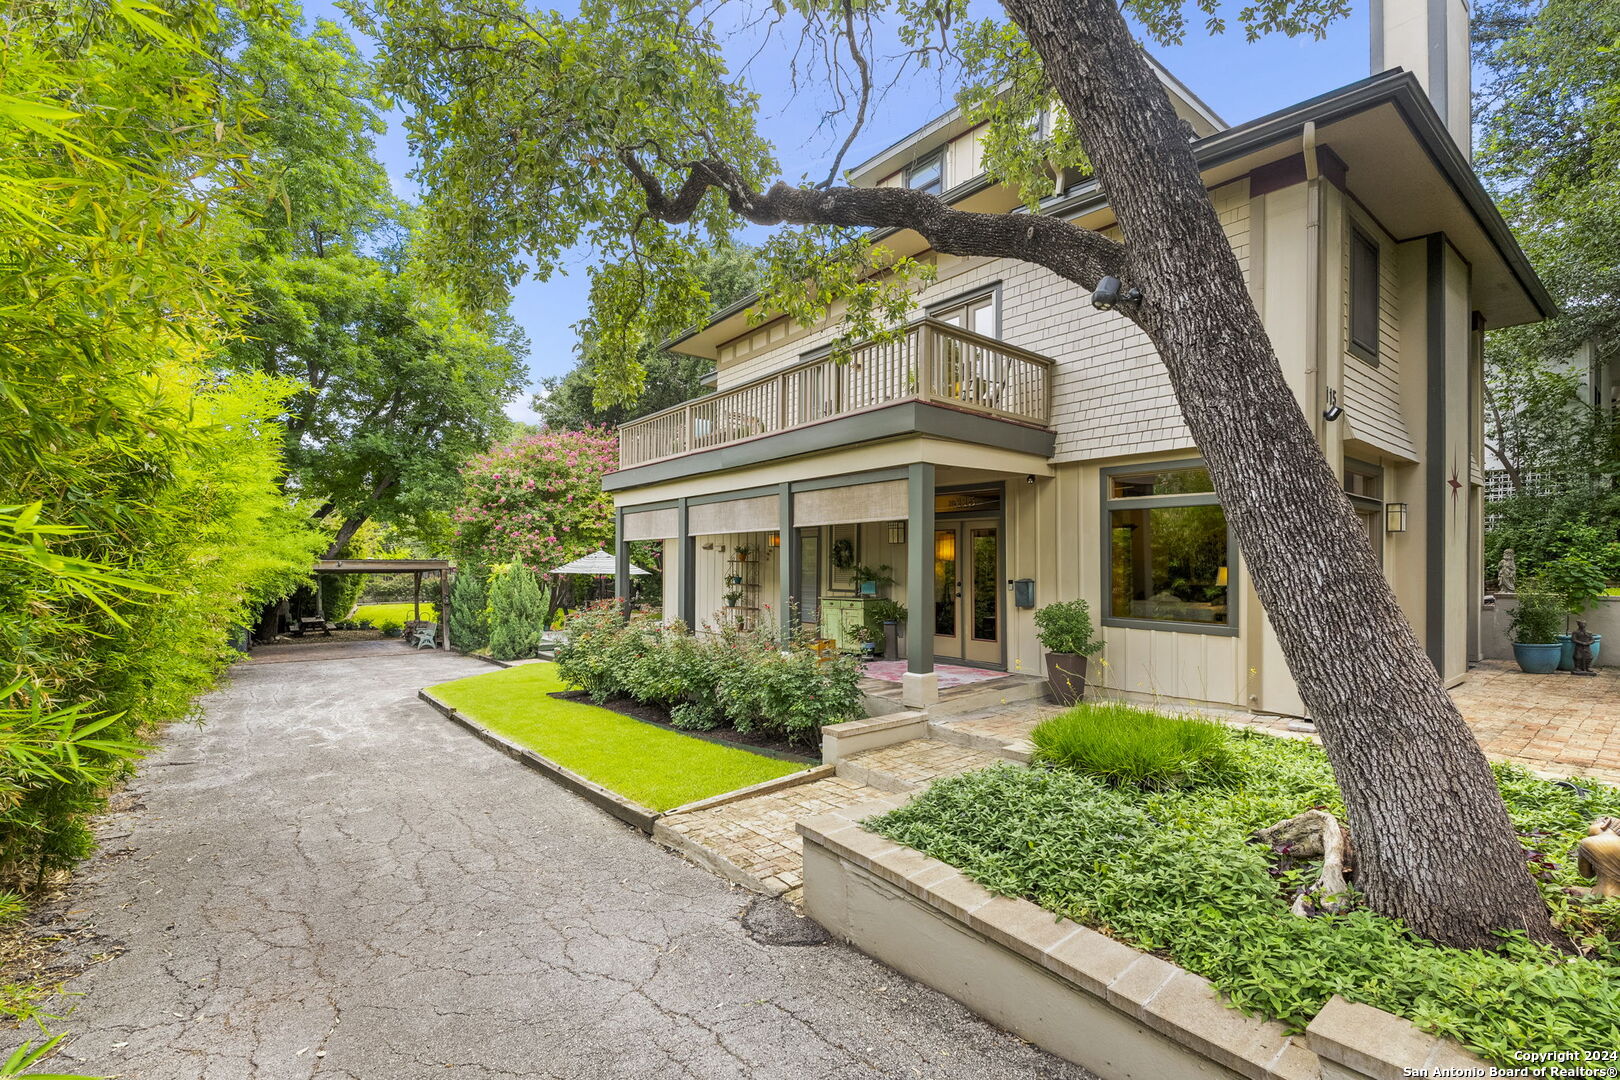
left=1031, top=701, right=1236, bottom=788
left=447, top=567, right=490, bottom=651
left=487, top=563, right=546, bottom=660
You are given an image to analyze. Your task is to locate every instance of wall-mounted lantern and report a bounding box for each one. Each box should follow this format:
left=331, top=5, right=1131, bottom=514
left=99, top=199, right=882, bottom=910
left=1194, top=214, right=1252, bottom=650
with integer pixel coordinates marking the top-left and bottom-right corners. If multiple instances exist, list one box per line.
left=1385, top=502, right=1408, bottom=533
left=887, top=521, right=907, bottom=546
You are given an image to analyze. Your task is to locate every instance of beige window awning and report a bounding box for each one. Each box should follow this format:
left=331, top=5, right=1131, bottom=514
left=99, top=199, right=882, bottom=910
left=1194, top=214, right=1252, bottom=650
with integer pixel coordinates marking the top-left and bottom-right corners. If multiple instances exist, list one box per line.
left=793, top=479, right=907, bottom=527
left=622, top=507, right=679, bottom=541
left=688, top=494, right=779, bottom=535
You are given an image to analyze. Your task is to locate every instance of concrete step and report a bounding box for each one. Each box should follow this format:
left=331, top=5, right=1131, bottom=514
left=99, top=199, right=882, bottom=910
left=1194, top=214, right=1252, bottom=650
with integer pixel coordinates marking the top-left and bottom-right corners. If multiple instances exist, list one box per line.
left=923, top=673, right=1050, bottom=718
left=834, top=739, right=1014, bottom=793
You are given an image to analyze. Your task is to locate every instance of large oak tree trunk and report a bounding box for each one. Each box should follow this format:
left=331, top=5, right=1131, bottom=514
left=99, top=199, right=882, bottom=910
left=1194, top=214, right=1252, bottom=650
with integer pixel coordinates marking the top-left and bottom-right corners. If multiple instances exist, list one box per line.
left=999, top=0, right=1556, bottom=948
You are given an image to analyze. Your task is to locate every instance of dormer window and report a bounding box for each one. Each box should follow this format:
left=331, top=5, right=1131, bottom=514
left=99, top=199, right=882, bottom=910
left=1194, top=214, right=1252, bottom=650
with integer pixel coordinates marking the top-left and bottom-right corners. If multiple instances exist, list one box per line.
left=905, top=151, right=944, bottom=196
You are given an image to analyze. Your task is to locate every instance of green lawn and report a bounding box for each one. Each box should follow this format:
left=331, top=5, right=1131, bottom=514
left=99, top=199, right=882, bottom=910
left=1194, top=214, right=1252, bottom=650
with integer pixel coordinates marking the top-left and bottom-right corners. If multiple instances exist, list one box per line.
left=428, top=662, right=806, bottom=810
left=351, top=601, right=437, bottom=624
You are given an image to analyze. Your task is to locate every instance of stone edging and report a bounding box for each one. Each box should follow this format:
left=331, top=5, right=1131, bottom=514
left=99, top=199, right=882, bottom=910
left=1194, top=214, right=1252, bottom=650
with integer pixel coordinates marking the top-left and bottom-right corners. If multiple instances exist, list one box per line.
left=798, top=801, right=1491, bottom=1080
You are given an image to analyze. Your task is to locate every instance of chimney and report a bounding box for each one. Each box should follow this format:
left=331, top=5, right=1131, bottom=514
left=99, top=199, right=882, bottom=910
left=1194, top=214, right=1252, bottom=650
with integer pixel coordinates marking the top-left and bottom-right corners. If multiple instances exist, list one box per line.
left=1370, top=0, right=1472, bottom=159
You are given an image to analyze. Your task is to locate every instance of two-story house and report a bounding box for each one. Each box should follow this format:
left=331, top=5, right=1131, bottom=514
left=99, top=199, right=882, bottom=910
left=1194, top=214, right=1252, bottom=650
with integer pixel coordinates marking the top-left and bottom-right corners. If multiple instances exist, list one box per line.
left=605, top=2, right=1554, bottom=714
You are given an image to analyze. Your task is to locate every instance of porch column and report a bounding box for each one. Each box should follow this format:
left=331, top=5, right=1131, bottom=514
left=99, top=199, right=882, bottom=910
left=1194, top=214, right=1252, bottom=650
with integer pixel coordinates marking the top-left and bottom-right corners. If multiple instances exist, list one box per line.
left=438, top=568, right=449, bottom=650
left=777, top=483, right=798, bottom=640
left=677, top=497, right=696, bottom=629
left=615, top=507, right=631, bottom=618
left=904, top=462, right=938, bottom=707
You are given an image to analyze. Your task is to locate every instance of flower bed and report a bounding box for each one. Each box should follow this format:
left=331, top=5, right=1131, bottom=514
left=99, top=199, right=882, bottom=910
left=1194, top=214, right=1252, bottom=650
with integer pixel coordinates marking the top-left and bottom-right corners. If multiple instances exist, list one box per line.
left=554, top=603, right=866, bottom=745
left=867, top=725, right=1620, bottom=1068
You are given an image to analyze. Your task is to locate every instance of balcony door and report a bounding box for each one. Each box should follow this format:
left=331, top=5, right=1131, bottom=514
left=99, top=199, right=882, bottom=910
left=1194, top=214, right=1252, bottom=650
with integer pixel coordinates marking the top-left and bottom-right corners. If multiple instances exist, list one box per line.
left=930, top=294, right=999, bottom=412
left=933, top=519, right=1001, bottom=667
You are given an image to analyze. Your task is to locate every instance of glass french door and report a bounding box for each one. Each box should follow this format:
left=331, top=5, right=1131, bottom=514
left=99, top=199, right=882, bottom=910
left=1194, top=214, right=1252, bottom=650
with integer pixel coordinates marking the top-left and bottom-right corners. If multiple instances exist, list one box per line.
left=933, top=519, right=1001, bottom=666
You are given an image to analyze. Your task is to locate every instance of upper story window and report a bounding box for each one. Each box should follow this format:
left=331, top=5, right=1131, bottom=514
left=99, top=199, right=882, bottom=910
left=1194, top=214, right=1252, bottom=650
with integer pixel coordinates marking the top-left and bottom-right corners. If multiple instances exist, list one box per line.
left=906, top=151, right=944, bottom=196
left=1349, top=227, right=1381, bottom=364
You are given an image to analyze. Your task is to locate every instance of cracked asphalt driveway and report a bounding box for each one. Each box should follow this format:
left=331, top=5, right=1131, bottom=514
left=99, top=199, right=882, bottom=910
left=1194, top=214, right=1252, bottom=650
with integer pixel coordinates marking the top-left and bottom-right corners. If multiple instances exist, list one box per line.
left=51, top=649, right=1095, bottom=1080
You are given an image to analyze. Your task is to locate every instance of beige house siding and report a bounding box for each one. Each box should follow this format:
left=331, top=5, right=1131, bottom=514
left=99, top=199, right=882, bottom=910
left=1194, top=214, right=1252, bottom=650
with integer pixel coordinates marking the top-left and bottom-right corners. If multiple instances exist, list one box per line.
left=1341, top=207, right=1418, bottom=460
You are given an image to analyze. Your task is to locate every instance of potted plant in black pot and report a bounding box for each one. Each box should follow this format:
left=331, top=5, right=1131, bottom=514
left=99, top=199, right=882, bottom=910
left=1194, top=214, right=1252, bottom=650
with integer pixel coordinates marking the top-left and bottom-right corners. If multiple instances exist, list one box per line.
left=1507, top=585, right=1565, bottom=674
left=864, top=599, right=908, bottom=659
left=1033, top=599, right=1104, bottom=706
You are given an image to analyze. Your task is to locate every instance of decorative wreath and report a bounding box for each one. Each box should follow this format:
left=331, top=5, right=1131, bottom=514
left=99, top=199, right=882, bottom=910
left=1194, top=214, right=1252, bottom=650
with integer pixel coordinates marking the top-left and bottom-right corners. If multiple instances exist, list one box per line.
left=831, top=537, right=856, bottom=570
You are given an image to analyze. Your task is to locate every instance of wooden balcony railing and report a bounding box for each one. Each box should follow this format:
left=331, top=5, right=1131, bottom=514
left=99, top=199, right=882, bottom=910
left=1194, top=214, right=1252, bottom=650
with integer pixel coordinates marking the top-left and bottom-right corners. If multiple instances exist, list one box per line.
left=617, top=318, right=1054, bottom=469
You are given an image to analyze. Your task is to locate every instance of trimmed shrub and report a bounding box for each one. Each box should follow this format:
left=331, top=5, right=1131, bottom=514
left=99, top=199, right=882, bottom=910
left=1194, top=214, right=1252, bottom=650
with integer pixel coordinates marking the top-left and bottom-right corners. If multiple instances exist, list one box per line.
left=553, top=603, right=864, bottom=743
left=448, top=567, right=490, bottom=652
left=1031, top=701, right=1236, bottom=788
left=488, top=563, right=546, bottom=660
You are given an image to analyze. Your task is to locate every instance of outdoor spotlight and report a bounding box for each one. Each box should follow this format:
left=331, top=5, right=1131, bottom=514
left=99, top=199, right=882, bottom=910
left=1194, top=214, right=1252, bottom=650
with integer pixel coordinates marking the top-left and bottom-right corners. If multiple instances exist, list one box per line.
left=1091, top=276, right=1142, bottom=312
left=1025, top=474, right=1036, bottom=485
left=1322, top=387, right=1344, bottom=422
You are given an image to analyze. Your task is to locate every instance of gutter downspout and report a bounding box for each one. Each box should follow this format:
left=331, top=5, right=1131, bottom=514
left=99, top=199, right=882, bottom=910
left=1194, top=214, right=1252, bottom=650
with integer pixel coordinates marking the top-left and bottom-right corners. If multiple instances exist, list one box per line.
left=1302, top=121, right=1325, bottom=446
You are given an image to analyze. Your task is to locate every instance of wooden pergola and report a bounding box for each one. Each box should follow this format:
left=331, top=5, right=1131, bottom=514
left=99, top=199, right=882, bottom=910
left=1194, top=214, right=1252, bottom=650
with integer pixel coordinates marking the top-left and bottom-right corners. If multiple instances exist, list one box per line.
left=312, top=558, right=453, bottom=649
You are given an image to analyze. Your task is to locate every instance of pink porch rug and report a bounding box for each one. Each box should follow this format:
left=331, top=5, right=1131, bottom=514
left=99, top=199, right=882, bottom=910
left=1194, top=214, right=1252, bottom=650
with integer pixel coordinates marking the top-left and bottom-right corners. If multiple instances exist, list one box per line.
left=861, top=660, right=1012, bottom=689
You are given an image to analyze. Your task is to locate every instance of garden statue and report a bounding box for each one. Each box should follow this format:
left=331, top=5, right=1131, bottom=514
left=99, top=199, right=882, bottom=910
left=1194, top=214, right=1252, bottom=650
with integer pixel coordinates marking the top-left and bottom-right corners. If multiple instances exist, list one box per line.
left=1571, top=621, right=1597, bottom=676
left=1576, top=817, right=1620, bottom=899
left=1497, top=549, right=1517, bottom=594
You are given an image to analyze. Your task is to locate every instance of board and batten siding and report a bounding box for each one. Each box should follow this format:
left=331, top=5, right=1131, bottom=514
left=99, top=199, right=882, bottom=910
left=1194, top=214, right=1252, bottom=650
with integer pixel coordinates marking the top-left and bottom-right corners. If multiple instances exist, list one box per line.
left=1003, top=461, right=1244, bottom=707
left=1340, top=207, right=1417, bottom=460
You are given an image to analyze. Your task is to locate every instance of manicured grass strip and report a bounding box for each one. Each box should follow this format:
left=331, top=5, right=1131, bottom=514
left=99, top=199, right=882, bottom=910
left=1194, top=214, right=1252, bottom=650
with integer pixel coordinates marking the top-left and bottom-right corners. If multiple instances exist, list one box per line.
left=351, top=601, right=437, bottom=624
left=428, top=662, right=804, bottom=811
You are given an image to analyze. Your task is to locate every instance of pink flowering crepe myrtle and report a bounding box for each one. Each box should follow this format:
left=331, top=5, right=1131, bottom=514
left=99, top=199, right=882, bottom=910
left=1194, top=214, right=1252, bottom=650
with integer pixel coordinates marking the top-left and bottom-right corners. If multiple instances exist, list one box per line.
left=453, top=428, right=620, bottom=572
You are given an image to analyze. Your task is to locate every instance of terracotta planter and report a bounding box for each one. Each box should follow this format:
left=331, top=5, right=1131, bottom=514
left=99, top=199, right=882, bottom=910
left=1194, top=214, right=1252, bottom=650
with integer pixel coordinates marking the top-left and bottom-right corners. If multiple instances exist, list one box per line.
left=1045, top=652, right=1089, bottom=706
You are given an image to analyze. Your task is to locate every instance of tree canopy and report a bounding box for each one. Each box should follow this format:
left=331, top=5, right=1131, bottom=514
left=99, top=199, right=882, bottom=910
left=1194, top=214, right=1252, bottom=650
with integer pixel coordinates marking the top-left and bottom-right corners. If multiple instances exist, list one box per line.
left=537, top=243, right=761, bottom=430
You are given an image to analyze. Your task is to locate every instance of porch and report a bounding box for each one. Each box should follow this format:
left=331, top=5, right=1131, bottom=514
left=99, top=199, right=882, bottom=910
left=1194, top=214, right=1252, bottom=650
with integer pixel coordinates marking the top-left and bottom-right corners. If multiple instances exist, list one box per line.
left=614, top=465, right=1049, bottom=709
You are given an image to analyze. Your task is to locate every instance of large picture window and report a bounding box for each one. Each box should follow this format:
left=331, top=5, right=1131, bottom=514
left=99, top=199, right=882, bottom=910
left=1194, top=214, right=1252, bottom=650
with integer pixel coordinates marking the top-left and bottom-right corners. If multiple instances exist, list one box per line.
left=1103, top=463, right=1235, bottom=633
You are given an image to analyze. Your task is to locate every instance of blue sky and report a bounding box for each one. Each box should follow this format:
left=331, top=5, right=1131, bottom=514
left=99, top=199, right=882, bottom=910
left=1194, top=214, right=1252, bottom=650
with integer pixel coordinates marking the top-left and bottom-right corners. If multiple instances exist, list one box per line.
left=305, top=1, right=1372, bottom=422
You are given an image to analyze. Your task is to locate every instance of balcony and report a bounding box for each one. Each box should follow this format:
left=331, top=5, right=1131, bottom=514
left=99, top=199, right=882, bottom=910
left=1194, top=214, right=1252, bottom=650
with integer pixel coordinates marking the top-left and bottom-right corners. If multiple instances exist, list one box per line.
left=617, top=319, right=1055, bottom=470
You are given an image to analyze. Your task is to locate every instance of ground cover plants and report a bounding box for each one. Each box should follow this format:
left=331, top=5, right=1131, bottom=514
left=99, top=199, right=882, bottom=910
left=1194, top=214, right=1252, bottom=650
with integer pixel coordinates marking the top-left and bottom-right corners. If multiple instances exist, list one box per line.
left=554, top=603, right=866, bottom=745
left=869, top=714, right=1620, bottom=1067
left=428, top=662, right=804, bottom=809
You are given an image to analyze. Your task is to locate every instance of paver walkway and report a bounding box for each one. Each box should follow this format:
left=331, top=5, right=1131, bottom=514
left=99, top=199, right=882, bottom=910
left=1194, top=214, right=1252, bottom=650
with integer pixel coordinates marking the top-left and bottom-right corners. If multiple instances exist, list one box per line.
left=941, top=660, right=1620, bottom=786
left=1451, top=660, right=1620, bottom=784
left=45, top=650, right=1093, bottom=1080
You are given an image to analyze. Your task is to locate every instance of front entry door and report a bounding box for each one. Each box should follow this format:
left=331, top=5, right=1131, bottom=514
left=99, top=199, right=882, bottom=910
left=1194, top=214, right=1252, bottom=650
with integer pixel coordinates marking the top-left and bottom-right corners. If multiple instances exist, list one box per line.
left=933, top=518, right=1001, bottom=666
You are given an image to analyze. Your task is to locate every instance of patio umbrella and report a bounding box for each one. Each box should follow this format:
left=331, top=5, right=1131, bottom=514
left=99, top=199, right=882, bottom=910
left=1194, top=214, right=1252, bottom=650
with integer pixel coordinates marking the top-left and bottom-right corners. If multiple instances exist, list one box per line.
left=547, top=550, right=649, bottom=576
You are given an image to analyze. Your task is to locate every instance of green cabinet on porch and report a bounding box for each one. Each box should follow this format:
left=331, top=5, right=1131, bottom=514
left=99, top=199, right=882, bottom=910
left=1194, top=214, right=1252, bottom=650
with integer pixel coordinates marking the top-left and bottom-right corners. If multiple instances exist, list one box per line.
left=820, top=597, right=880, bottom=652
